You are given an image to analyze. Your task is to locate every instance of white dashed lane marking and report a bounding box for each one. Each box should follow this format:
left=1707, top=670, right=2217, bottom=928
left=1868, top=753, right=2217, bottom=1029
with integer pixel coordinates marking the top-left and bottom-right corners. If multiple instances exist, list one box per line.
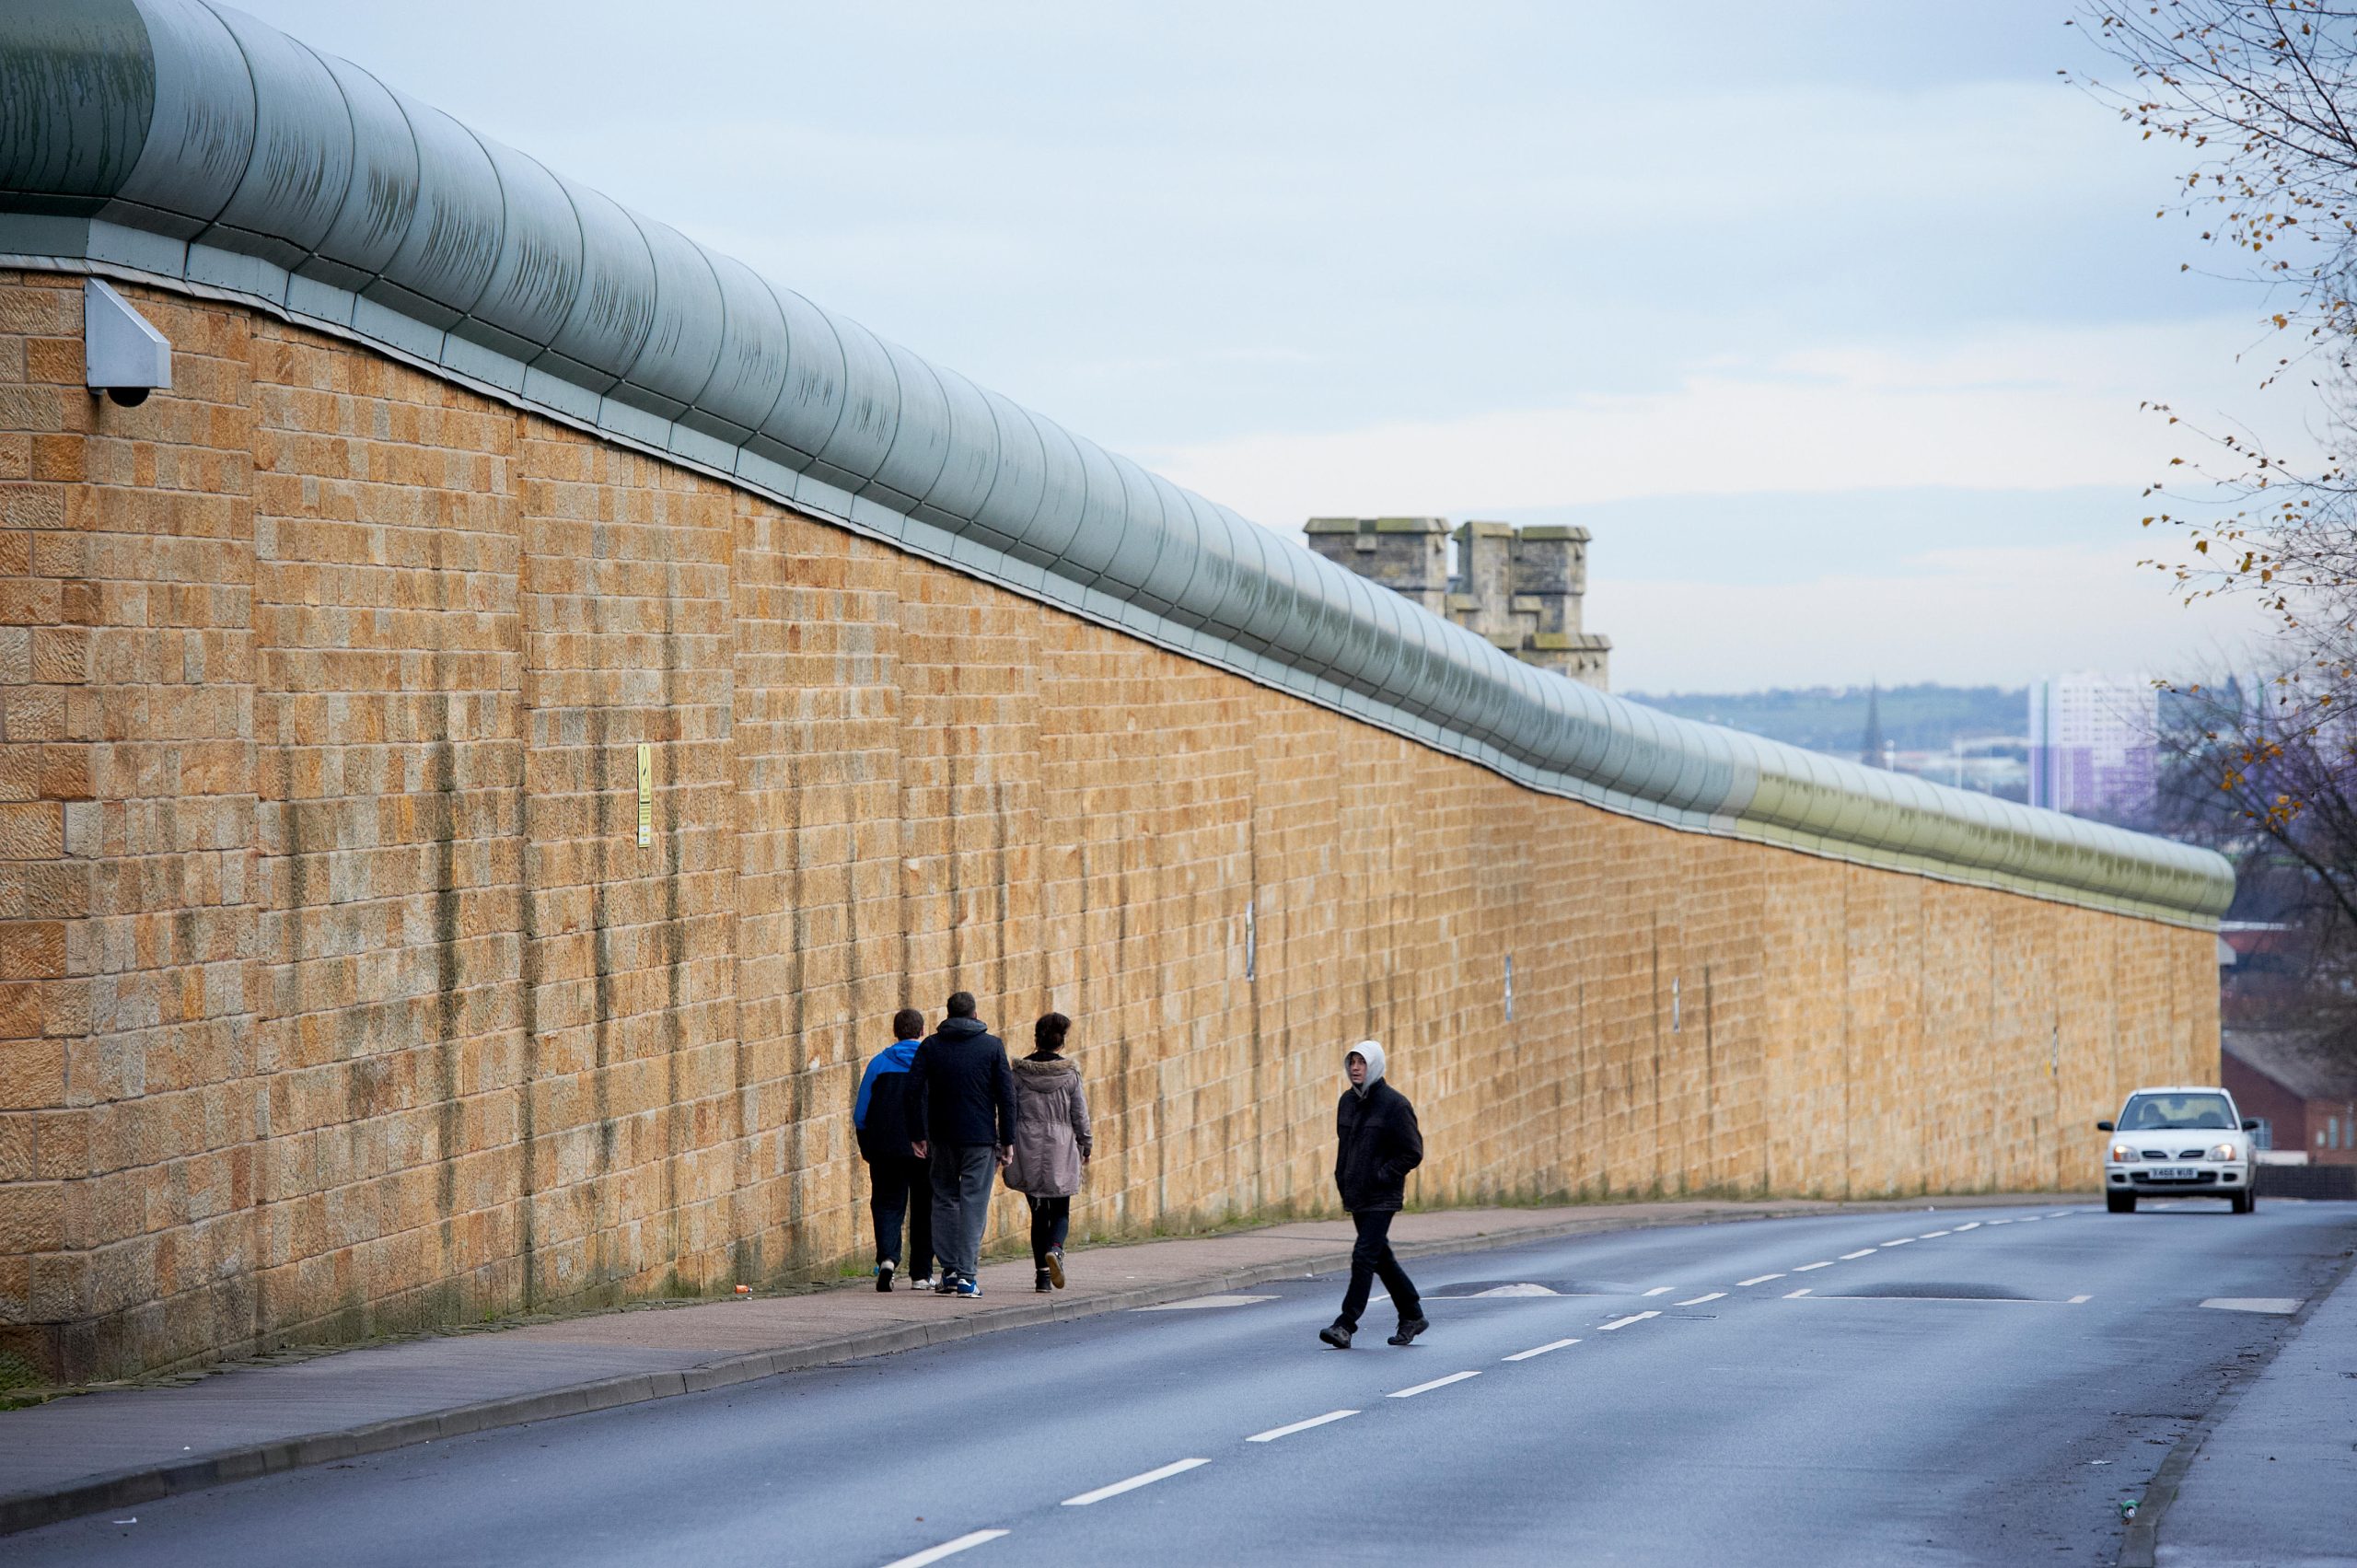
left=1598, top=1311, right=1661, bottom=1331
left=2200, top=1297, right=2302, bottom=1314
left=1247, top=1410, right=1358, bottom=1443
left=1389, top=1371, right=1481, bottom=1399
left=1062, top=1458, right=1210, bottom=1507
left=896, top=1202, right=2099, bottom=1563
left=883, top=1528, right=1009, bottom=1566
left=1502, top=1338, right=1582, bottom=1362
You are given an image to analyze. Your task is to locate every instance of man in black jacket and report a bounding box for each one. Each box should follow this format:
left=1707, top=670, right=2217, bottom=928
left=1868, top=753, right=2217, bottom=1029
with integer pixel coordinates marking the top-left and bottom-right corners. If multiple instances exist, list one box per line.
left=903, top=992, right=1016, bottom=1299
left=1320, top=1040, right=1429, bottom=1349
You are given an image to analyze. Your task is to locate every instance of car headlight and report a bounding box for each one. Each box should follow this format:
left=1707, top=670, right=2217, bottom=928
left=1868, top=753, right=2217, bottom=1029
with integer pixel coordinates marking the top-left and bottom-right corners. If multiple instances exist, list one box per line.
left=2211, top=1142, right=2239, bottom=1162
left=2111, top=1143, right=2137, bottom=1163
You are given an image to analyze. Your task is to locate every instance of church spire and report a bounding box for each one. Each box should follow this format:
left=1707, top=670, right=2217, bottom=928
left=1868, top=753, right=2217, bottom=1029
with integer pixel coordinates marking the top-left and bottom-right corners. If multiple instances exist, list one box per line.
left=1860, top=683, right=1887, bottom=769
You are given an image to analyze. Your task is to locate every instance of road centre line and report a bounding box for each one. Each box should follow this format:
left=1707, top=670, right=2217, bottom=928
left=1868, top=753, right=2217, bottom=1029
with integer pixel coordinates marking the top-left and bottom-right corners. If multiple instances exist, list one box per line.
left=1598, top=1311, right=1661, bottom=1330
left=1918, top=1230, right=1950, bottom=1238
left=2201, top=1297, right=2303, bottom=1314
left=1390, top=1371, right=1482, bottom=1398
left=1503, top=1338, right=1582, bottom=1362
left=1792, top=1261, right=1834, bottom=1272
left=2068, top=1295, right=2092, bottom=1305
left=2015, top=1216, right=2042, bottom=1223
left=1784, top=1288, right=1812, bottom=1298
left=1062, top=1458, right=1211, bottom=1506
left=1247, top=1410, right=1358, bottom=1442
left=1985, top=1218, right=2012, bottom=1225
left=1839, top=1249, right=1877, bottom=1260
left=1952, top=1222, right=1980, bottom=1231
left=883, top=1528, right=1009, bottom=1567
left=1674, top=1292, right=1725, bottom=1307
left=1879, top=1238, right=1916, bottom=1247
left=1642, top=1287, right=1673, bottom=1296
left=1736, top=1273, right=1784, bottom=1286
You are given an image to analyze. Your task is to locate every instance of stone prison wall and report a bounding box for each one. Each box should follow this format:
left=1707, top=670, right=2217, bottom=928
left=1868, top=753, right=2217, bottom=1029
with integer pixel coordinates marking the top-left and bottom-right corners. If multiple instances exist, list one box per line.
left=0, top=273, right=2217, bottom=1383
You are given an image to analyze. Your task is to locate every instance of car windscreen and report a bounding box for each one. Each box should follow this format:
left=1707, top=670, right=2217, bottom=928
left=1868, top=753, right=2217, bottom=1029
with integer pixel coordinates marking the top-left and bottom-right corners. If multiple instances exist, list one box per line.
left=2118, top=1093, right=2234, bottom=1132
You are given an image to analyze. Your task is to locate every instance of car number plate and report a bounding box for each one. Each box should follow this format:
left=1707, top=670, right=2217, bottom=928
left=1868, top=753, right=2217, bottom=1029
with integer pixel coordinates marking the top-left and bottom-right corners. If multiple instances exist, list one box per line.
left=2151, top=1166, right=2198, bottom=1179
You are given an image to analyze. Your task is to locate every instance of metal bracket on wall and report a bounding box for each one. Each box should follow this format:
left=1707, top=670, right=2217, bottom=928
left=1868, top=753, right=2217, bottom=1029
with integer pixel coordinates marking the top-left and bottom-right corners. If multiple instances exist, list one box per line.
left=636, top=743, right=653, bottom=849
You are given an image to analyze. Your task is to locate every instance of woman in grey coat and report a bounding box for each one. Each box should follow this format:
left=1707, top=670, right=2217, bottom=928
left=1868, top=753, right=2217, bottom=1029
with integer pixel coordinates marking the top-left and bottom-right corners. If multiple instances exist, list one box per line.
left=1004, top=1012, right=1092, bottom=1293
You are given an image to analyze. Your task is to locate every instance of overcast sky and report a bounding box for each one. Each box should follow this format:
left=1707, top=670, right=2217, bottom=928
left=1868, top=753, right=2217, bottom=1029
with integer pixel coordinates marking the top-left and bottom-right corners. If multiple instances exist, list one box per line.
left=235, top=0, right=2298, bottom=691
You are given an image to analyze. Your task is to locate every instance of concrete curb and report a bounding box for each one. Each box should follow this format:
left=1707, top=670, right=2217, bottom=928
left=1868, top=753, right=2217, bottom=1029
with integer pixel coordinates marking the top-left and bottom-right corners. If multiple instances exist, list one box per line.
left=0, top=1193, right=2067, bottom=1537
left=2115, top=1238, right=2357, bottom=1568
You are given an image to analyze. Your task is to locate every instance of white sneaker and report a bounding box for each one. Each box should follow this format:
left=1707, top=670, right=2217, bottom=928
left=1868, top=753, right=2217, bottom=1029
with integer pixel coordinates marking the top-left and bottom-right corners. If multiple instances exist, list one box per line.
left=908, top=1275, right=935, bottom=1293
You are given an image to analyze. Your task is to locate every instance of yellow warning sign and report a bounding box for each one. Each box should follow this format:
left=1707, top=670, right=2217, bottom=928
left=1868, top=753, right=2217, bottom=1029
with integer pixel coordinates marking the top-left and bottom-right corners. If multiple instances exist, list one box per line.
left=636, top=742, right=653, bottom=848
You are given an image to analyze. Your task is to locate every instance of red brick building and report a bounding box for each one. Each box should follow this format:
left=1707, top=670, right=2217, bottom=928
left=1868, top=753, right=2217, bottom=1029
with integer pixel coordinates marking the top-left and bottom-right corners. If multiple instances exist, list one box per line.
left=2223, top=1031, right=2357, bottom=1164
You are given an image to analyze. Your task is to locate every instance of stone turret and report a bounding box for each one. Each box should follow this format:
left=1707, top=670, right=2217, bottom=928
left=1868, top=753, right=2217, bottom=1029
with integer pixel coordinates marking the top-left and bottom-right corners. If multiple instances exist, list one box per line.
left=1305, top=516, right=1611, bottom=689
left=1492, top=522, right=1609, bottom=687
left=1303, top=517, right=1451, bottom=615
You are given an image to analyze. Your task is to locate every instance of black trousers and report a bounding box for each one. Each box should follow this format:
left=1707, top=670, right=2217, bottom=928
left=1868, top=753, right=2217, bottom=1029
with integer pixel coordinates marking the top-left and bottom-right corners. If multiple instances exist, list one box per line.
left=1028, top=1194, right=1070, bottom=1267
left=1337, top=1208, right=1420, bottom=1329
left=866, top=1154, right=933, bottom=1274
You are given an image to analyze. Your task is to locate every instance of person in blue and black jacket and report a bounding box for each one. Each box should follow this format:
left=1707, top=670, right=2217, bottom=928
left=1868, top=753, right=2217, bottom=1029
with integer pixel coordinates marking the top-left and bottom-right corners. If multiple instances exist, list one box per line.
left=855, top=1008, right=935, bottom=1291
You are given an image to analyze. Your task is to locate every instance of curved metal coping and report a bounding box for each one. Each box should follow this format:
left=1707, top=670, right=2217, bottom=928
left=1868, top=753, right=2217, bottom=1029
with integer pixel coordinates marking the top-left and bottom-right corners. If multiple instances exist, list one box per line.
left=0, top=0, right=2232, bottom=926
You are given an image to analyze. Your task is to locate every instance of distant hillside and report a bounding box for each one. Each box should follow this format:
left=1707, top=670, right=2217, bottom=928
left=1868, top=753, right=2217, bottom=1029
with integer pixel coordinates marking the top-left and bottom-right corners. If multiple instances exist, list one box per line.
left=1625, top=684, right=2026, bottom=755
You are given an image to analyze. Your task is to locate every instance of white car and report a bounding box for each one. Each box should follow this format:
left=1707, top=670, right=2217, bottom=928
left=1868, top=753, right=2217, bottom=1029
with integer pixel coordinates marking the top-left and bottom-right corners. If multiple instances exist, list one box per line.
left=2098, top=1085, right=2260, bottom=1214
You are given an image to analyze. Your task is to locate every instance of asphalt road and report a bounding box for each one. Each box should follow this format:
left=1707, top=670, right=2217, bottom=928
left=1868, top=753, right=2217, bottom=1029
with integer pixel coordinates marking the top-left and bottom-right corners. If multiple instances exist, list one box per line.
left=12, top=1199, right=2352, bottom=1567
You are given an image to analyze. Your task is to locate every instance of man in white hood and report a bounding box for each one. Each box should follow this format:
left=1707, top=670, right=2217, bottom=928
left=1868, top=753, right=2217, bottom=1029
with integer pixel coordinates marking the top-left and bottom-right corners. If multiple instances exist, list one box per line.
left=1319, top=1040, right=1429, bottom=1349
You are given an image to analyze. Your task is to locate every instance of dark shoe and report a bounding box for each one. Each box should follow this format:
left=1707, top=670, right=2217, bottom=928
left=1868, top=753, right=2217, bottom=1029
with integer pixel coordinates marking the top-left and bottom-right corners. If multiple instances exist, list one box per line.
left=1387, top=1314, right=1430, bottom=1347
left=876, top=1260, right=895, bottom=1293
left=950, top=1275, right=982, bottom=1299
left=1318, top=1320, right=1353, bottom=1350
left=1035, top=1268, right=1052, bottom=1294
left=1047, top=1247, right=1066, bottom=1290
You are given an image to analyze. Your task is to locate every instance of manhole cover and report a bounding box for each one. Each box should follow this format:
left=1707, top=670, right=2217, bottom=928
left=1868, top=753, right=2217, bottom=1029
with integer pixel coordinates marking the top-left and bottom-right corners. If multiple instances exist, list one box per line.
left=1427, top=1279, right=1620, bottom=1299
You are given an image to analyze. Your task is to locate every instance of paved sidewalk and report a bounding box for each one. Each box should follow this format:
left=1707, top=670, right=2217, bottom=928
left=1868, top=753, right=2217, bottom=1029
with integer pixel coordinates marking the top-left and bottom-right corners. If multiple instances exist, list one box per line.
left=0, top=1191, right=2065, bottom=1535
left=2154, top=1244, right=2357, bottom=1567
